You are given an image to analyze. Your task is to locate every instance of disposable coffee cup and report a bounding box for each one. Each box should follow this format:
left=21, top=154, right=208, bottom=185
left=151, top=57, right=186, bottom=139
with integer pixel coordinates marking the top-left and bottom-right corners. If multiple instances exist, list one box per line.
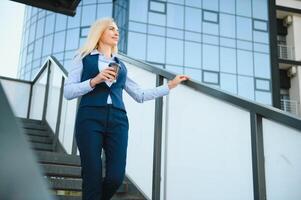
left=108, top=62, right=120, bottom=82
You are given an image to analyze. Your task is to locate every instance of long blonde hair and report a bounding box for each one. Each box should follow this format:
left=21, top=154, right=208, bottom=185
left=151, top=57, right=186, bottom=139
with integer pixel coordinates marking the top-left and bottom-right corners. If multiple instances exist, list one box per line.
left=77, top=17, right=118, bottom=59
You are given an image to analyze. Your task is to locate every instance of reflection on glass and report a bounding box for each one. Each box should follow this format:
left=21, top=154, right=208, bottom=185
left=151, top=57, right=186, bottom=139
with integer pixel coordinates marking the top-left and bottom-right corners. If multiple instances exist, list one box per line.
left=166, top=38, right=183, bottom=66
left=252, top=0, right=268, bottom=20
left=203, top=70, right=219, bottom=84
left=220, top=47, right=236, bottom=73
left=236, top=0, right=251, bottom=17
left=185, top=7, right=202, bottom=32
left=220, top=0, right=235, bottom=14
left=81, top=5, right=96, bottom=26
left=147, top=35, right=165, bottom=63
left=149, top=1, right=166, bottom=13
left=255, top=91, right=271, bottom=105
left=167, top=4, right=184, bottom=28
left=238, top=76, right=254, bottom=100
left=255, top=78, right=270, bottom=91
left=220, top=73, right=237, bottom=93
left=66, top=29, right=80, bottom=50
left=129, top=0, right=147, bottom=22
left=203, top=44, right=219, bottom=71
left=53, top=31, right=66, bottom=53
left=237, top=16, right=252, bottom=41
left=220, top=14, right=235, bottom=38
left=185, top=68, right=202, bottom=82
left=184, top=42, right=201, bottom=68
left=254, top=53, right=270, bottom=79
left=203, top=0, right=218, bottom=11
left=128, top=32, right=146, bottom=60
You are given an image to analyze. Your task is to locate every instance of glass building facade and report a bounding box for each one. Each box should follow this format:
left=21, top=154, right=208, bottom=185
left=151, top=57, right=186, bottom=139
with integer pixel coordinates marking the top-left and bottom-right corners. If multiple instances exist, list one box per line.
left=18, top=0, right=272, bottom=105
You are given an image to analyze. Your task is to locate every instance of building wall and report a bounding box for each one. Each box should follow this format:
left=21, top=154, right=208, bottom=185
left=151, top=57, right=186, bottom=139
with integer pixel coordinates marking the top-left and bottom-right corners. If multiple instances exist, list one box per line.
left=18, top=0, right=272, bottom=105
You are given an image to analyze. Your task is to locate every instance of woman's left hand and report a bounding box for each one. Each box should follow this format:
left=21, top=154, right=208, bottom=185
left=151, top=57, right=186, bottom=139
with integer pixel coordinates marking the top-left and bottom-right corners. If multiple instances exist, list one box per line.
left=168, top=75, right=190, bottom=89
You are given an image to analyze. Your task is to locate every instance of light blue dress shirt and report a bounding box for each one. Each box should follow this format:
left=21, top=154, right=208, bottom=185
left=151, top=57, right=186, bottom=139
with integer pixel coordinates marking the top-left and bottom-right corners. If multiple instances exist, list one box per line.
left=64, top=50, right=170, bottom=103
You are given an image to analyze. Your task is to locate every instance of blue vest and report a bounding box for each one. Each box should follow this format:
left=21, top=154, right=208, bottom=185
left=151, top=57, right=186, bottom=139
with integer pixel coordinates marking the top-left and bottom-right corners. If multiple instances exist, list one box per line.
left=79, top=54, right=127, bottom=111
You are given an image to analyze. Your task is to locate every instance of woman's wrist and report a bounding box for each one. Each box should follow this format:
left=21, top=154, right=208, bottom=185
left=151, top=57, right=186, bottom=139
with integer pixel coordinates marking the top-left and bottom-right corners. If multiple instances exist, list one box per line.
left=168, top=80, right=176, bottom=89
left=90, top=78, right=96, bottom=88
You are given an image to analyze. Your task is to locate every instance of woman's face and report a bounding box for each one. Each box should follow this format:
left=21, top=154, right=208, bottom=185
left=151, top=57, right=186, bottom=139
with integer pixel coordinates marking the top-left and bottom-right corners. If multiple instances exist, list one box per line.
left=99, top=22, right=119, bottom=47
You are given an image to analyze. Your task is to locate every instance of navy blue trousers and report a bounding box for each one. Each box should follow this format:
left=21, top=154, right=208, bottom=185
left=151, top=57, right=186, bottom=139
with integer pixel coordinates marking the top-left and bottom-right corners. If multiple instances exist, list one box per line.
left=75, top=105, right=129, bottom=200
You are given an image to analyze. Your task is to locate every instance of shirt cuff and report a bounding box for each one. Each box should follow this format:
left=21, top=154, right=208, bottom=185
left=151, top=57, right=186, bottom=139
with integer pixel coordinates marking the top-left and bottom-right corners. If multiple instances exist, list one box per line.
left=158, top=84, right=170, bottom=96
left=81, top=79, right=94, bottom=93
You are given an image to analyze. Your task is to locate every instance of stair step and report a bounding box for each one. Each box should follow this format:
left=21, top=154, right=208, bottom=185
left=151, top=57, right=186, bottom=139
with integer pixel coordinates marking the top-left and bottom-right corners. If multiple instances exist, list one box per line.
left=19, top=118, right=43, bottom=125
left=24, top=129, right=51, bottom=137
left=31, top=143, right=53, bottom=151
left=27, top=135, right=52, bottom=144
left=48, top=178, right=128, bottom=193
left=22, top=123, right=48, bottom=131
left=41, top=164, right=81, bottom=178
left=55, top=193, right=145, bottom=200
left=36, top=151, right=81, bottom=167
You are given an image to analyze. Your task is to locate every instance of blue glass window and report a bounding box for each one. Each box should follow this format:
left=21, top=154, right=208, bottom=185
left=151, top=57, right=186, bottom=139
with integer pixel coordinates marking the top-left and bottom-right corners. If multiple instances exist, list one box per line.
left=220, top=37, right=236, bottom=48
left=81, top=5, right=96, bottom=26
left=66, top=29, right=80, bottom=50
left=220, top=73, right=237, bottom=93
left=68, top=7, right=81, bottom=29
left=203, top=34, right=218, bottom=45
left=237, top=50, right=253, bottom=76
left=129, top=0, right=147, bottom=22
left=165, top=65, right=184, bottom=74
left=184, top=42, right=202, bottom=69
left=42, top=35, right=53, bottom=56
left=149, top=1, right=166, bottom=14
left=254, top=31, right=269, bottom=44
left=203, top=10, right=218, bottom=23
left=129, top=22, right=147, bottom=33
left=55, top=14, right=67, bottom=32
left=203, top=70, right=219, bottom=85
left=148, top=25, right=165, bottom=36
left=203, top=0, right=218, bottom=11
left=254, top=43, right=269, bottom=53
left=253, top=20, right=268, bottom=32
left=149, top=12, right=166, bottom=26
left=237, top=40, right=253, bottom=51
left=147, top=35, right=165, bottom=63
left=166, top=38, right=183, bottom=66
left=185, top=68, right=202, bottom=81
left=64, top=50, right=76, bottom=60
left=185, top=7, right=202, bottom=32
left=238, top=76, right=254, bottom=100
left=185, top=31, right=201, bottom=42
left=33, top=39, right=42, bottom=60
left=53, top=31, right=65, bottom=53
left=168, top=0, right=184, bottom=4
left=236, top=0, right=252, bottom=17
left=254, top=53, right=270, bottom=79
left=36, top=18, right=45, bottom=39
left=202, top=22, right=218, bottom=35
left=80, top=26, right=89, bottom=38
left=255, top=78, right=270, bottom=91
left=45, top=14, right=55, bottom=35
left=28, top=23, right=36, bottom=43
left=252, top=0, right=268, bottom=20
left=220, top=14, right=235, bottom=38
left=220, top=47, right=236, bottom=73
left=255, top=91, right=272, bottom=105
left=237, top=17, right=252, bottom=41
left=185, top=0, right=202, bottom=8
left=167, top=4, right=184, bottom=29
left=83, top=0, right=97, bottom=4
left=167, top=28, right=183, bottom=39
left=220, top=0, right=235, bottom=14
left=128, top=32, right=146, bottom=60
left=203, top=44, right=219, bottom=71
left=97, top=3, right=112, bottom=19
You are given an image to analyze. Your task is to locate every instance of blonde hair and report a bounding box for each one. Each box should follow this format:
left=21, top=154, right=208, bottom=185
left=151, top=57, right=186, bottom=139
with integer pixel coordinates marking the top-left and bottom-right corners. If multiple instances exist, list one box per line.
left=77, top=17, right=118, bottom=59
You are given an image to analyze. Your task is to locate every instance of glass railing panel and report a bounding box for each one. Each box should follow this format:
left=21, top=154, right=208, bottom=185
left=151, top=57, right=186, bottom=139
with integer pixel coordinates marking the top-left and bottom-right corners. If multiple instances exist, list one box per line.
left=30, top=68, right=48, bottom=120
left=262, top=118, right=301, bottom=200
left=45, top=63, right=64, bottom=132
left=58, top=98, right=78, bottom=154
left=163, top=84, right=254, bottom=200
left=122, top=61, right=157, bottom=199
left=0, top=78, right=30, bottom=118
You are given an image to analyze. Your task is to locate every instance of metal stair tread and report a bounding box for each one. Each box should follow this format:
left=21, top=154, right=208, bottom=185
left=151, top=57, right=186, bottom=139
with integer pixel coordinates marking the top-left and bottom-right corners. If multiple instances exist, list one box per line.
left=36, top=151, right=81, bottom=166
left=41, top=163, right=81, bottom=178
left=26, top=134, right=52, bottom=144
left=55, top=193, right=145, bottom=200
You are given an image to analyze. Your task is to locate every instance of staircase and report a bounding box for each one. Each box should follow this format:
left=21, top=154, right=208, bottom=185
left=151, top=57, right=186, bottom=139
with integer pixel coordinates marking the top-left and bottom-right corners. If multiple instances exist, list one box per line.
left=20, top=118, right=146, bottom=200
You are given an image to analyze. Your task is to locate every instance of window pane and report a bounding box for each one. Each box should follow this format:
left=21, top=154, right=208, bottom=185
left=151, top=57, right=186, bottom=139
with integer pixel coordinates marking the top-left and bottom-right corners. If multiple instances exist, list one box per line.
left=184, top=42, right=201, bottom=69
left=220, top=14, right=235, bottom=38
left=253, top=20, right=268, bottom=32
left=203, top=71, right=219, bottom=84
left=202, top=22, right=218, bottom=35
left=185, top=7, right=202, bottom=32
left=220, top=73, right=237, bottom=93
left=220, top=47, right=236, bottom=73
left=254, top=31, right=269, bottom=44
left=220, top=0, right=235, bottom=14
left=254, top=43, right=269, bottom=53
left=66, top=29, right=80, bottom=50
left=203, top=44, right=219, bottom=71
left=203, top=0, right=218, bottom=11
left=148, top=25, right=165, bottom=36
left=168, top=0, right=184, bottom=4
left=81, top=5, right=96, bottom=26
left=203, top=10, right=218, bottom=23
left=220, top=37, right=236, bottom=48
left=68, top=7, right=81, bottom=28
left=53, top=31, right=65, bottom=53
left=149, top=12, right=166, bottom=26
left=255, top=91, right=272, bottom=105
left=128, top=32, right=146, bottom=60
left=28, top=23, right=36, bottom=43
left=185, top=0, right=202, bottom=8
left=203, top=34, right=218, bottom=45
left=254, top=53, right=270, bottom=79
left=237, top=16, right=252, bottom=41
left=252, top=0, right=268, bottom=20
left=166, top=65, right=184, bottom=74
left=147, top=35, right=165, bottom=63
left=45, top=14, right=55, bottom=35
left=97, top=3, right=112, bottom=19
left=36, top=18, right=45, bottom=39
left=185, top=31, right=201, bottom=42
left=150, top=1, right=166, bottom=13
left=238, top=76, right=254, bottom=100
left=167, top=4, right=184, bottom=29
left=83, top=0, right=97, bottom=4
left=255, top=78, right=270, bottom=91
left=129, top=22, right=147, bottom=33
left=33, top=39, right=42, bottom=60
left=236, top=0, right=251, bottom=17
left=166, top=38, right=183, bottom=65
left=237, top=50, right=254, bottom=76
left=55, top=14, right=67, bottom=32
left=185, top=68, right=202, bottom=82
left=129, top=0, right=147, bottom=22
left=167, top=28, right=183, bottom=39
left=42, top=35, right=53, bottom=56
left=237, top=40, right=252, bottom=51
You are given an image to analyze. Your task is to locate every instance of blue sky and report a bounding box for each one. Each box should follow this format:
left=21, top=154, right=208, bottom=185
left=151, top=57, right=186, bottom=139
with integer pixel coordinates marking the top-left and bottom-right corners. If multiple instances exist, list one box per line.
left=0, top=1, right=24, bottom=78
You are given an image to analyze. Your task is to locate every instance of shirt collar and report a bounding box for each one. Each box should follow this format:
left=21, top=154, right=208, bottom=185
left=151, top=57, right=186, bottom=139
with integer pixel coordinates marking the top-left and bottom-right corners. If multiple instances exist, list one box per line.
left=90, top=49, right=116, bottom=60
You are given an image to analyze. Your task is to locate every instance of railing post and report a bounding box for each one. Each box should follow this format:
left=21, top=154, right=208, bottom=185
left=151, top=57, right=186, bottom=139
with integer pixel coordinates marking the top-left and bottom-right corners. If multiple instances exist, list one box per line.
left=42, top=62, right=51, bottom=122
left=250, top=112, right=267, bottom=200
left=27, top=83, right=33, bottom=119
left=71, top=99, right=80, bottom=155
left=53, top=77, right=65, bottom=152
left=152, top=74, right=164, bottom=200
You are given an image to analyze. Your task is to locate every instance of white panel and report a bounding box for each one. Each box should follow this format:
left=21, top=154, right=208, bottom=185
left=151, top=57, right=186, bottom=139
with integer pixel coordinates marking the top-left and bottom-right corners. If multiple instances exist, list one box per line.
left=0, top=79, right=30, bottom=118
left=263, top=119, right=301, bottom=200
left=165, top=85, right=254, bottom=200
left=123, top=61, right=157, bottom=199
left=30, top=70, right=48, bottom=120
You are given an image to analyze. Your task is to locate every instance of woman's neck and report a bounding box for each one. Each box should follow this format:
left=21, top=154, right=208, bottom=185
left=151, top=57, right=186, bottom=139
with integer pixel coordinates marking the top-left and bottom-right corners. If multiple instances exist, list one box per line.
left=97, top=44, right=112, bottom=59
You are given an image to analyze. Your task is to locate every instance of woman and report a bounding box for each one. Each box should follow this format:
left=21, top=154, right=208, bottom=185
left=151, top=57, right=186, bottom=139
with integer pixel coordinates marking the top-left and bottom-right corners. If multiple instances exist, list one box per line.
left=64, top=17, right=189, bottom=200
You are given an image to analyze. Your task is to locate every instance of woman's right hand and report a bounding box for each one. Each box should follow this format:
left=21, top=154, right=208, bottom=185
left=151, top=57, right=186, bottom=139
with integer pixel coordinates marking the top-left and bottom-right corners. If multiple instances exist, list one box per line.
left=90, top=67, right=116, bottom=88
